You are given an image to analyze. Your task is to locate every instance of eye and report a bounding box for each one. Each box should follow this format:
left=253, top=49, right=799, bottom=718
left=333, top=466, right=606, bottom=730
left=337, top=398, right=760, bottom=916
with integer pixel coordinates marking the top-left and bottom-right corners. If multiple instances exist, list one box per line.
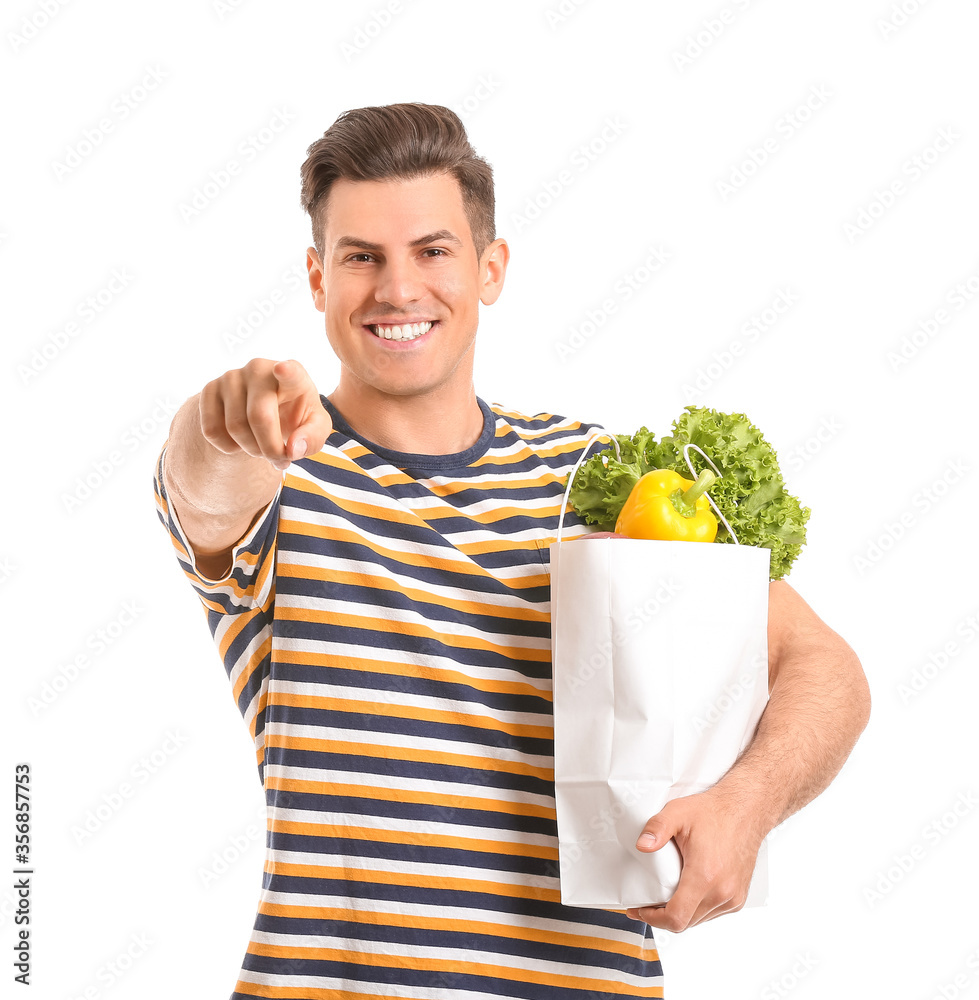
left=347, top=253, right=375, bottom=262
left=423, top=248, right=448, bottom=257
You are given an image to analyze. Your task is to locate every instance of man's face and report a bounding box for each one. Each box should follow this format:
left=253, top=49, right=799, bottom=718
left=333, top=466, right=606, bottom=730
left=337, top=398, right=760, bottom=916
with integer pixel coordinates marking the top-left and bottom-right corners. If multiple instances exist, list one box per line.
left=307, top=172, right=508, bottom=400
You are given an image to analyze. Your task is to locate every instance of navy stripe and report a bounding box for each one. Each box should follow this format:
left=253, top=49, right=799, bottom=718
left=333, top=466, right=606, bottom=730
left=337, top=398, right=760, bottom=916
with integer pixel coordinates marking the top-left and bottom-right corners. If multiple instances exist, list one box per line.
left=273, top=620, right=552, bottom=678
left=271, top=662, right=552, bottom=715
left=235, top=953, right=656, bottom=1000
left=266, top=706, right=554, bottom=758
left=268, top=746, right=554, bottom=797
left=268, top=831, right=559, bottom=876
left=246, top=913, right=650, bottom=976
left=274, top=579, right=551, bottom=640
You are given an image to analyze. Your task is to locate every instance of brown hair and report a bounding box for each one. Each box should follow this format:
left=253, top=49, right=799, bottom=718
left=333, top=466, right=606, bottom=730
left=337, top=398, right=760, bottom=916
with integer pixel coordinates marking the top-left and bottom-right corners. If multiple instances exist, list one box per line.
left=300, top=103, right=496, bottom=262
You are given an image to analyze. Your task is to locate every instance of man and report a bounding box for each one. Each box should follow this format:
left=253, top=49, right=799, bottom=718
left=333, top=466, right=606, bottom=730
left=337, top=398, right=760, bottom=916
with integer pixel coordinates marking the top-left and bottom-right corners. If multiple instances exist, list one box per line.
left=156, top=103, right=870, bottom=998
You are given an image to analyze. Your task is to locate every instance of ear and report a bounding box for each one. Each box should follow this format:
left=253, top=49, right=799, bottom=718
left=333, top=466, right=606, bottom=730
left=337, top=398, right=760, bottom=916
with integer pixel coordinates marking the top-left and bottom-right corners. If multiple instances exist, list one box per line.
left=306, top=246, right=326, bottom=313
left=479, top=238, right=510, bottom=306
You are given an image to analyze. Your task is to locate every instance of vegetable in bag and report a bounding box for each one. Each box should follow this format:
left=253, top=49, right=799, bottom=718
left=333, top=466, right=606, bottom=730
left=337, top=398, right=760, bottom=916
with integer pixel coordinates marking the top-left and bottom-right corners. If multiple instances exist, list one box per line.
left=568, top=405, right=810, bottom=580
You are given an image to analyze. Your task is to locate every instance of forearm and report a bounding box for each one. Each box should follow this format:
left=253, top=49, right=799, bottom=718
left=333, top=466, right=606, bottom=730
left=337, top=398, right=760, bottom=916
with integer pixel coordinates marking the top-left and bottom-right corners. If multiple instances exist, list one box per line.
left=710, top=635, right=871, bottom=843
left=631, top=584, right=870, bottom=930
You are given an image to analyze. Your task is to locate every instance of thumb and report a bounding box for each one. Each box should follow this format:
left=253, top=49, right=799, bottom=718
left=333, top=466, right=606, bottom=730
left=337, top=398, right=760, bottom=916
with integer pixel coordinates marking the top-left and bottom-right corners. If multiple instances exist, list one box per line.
left=636, top=807, right=679, bottom=853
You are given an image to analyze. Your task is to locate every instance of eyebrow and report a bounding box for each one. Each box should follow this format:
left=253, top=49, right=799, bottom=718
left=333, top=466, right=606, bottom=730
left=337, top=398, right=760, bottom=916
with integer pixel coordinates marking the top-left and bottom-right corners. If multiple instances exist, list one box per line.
left=332, top=229, right=464, bottom=253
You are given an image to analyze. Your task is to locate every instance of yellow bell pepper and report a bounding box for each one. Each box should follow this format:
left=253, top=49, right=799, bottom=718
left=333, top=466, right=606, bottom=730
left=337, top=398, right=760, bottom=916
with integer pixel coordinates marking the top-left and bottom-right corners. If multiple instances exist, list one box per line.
left=614, top=469, right=718, bottom=542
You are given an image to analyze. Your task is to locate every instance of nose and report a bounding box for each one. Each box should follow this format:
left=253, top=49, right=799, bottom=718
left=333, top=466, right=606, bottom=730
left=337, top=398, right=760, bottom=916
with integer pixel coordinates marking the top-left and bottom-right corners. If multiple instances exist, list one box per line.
left=373, top=255, right=423, bottom=308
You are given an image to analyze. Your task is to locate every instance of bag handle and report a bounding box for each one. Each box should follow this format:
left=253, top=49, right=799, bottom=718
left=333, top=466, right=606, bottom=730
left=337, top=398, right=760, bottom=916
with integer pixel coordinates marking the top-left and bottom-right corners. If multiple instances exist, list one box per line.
left=556, top=430, right=621, bottom=544
left=555, top=433, right=741, bottom=545
left=681, top=443, right=740, bottom=545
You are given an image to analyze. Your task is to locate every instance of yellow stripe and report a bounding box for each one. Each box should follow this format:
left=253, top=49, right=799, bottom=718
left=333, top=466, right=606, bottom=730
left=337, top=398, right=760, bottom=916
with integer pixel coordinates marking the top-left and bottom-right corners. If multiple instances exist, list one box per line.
left=269, top=820, right=557, bottom=861
left=279, top=519, right=552, bottom=588
left=266, top=777, right=556, bottom=821
left=270, top=691, right=554, bottom=741
left=275, top=564, right=549, bottom=624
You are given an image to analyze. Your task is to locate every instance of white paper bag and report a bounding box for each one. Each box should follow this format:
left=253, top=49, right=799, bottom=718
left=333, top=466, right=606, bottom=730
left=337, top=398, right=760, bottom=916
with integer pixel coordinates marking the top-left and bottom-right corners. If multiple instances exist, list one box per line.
left=549, top=531, right=771, bottom=910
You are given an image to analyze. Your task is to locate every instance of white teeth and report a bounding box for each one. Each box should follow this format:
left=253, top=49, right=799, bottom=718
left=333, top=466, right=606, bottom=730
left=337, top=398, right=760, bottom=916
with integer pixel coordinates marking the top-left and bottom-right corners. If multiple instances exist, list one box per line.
left=370, top=321, right=433, bottom=341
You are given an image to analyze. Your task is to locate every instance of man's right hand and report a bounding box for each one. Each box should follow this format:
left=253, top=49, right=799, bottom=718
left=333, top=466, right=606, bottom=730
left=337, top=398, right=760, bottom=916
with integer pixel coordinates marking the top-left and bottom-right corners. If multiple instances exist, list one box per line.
left=199, top=358, right=333, bottom=471
left=163, top=359, right=332, bottom=578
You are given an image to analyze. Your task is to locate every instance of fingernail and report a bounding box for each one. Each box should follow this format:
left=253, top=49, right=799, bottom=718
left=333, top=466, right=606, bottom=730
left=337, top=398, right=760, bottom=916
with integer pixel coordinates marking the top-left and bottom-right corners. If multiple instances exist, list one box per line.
left=290, top=438, right=307, bottom=460
left=637, top=834, right=657, bottom=849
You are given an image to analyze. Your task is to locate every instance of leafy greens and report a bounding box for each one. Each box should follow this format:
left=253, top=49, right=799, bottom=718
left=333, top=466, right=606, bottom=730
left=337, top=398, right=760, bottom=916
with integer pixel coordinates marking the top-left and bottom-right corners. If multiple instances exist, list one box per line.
left=568, top=405, right=810, bottom=580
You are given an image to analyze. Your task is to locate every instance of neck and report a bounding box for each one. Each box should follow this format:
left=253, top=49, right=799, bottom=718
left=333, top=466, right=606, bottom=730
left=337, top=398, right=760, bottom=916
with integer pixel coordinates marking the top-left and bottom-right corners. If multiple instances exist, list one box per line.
left=328, top=381, right=485, bottom=456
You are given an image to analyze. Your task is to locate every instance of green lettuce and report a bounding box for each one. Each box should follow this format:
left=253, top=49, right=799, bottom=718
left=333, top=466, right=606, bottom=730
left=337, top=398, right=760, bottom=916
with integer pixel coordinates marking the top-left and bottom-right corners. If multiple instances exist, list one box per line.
left=569, top=406, right=810, bottom=580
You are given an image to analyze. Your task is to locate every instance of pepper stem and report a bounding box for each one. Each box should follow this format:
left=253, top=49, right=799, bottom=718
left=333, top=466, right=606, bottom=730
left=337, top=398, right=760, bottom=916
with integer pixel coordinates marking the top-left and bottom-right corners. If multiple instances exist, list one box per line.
left=681, top=469, right=716, bottom=505
left=669, top=469, right=717, bottom=518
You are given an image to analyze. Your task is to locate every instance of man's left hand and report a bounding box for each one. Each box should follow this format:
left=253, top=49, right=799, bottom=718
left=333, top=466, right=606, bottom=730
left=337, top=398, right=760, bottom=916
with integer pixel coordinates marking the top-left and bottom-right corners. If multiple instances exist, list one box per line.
left=625, top=788, right=765, bottom=932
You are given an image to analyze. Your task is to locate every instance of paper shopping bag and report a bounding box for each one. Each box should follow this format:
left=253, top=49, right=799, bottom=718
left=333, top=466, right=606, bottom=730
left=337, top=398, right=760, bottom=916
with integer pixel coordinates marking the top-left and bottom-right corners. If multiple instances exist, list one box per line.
left=549, top=536, right=771, bottom=910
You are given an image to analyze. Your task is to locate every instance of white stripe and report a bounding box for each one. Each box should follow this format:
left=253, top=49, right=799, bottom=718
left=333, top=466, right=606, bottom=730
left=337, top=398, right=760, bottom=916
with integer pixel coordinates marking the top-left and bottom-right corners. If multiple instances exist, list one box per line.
left=268, top=809, right=557, bottom=851
left=267, top=637, right=553, bottom=693
left=242, top=929, right=658, bottom=990
left=258, top=889, right=645, bottom=949
left=264, top=680, right=553, bottom=728
left=268, top=849, right=559, bottom=892
left=262, top=721, right=554, bottom=769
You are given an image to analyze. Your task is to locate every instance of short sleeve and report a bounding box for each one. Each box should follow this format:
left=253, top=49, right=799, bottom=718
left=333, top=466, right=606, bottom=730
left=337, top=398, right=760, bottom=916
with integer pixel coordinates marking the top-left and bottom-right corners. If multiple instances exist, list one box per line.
left=153, top=443, right=280, bottom=616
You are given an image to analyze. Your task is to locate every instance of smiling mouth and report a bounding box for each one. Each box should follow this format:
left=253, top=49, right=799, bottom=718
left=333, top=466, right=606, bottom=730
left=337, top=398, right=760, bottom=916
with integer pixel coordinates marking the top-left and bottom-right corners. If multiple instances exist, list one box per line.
left=367, top=320, right=435, bottom=342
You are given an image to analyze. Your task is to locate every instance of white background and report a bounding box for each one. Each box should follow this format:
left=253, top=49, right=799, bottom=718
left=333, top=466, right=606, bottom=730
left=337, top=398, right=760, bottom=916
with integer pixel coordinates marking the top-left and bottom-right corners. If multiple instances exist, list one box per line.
left=3, top=1, right=978, bottom=998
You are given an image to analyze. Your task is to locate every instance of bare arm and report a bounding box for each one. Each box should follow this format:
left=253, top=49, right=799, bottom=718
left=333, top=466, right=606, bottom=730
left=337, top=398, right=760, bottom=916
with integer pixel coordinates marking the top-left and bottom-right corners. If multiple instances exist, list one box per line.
left=162, top=358, right=332, bottom=579
left=712, top=579, right=871, bottom=836
left=628, top=579, right=871, bottom=931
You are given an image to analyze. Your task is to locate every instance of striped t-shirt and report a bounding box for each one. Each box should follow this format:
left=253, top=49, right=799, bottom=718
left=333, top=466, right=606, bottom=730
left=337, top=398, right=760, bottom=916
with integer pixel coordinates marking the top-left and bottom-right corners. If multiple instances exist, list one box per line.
left=154, top=395, right=664, bottom=999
